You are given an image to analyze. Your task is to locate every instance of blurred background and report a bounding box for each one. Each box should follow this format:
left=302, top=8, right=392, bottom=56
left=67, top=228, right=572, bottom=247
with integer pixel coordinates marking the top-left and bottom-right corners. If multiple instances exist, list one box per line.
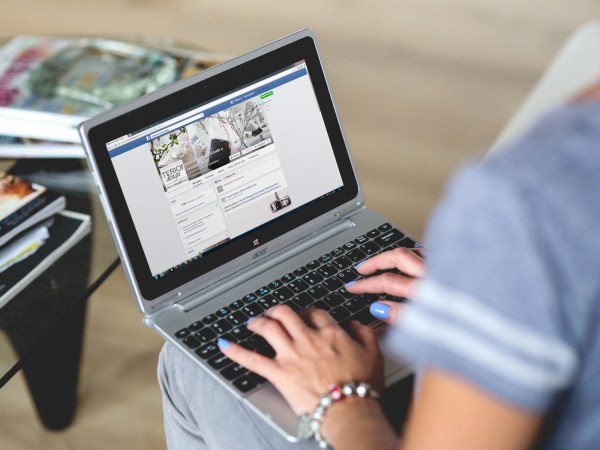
left=1, top=0, right=598, bottom=448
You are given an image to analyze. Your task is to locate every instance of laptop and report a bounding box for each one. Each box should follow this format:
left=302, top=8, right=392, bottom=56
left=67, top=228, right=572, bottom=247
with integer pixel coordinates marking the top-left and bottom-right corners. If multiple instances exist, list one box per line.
left=80, top=29, right=417, bottom=441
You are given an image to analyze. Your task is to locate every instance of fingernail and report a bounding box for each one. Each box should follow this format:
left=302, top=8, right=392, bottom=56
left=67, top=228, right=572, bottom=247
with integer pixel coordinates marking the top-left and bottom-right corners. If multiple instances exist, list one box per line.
left=355, top=261, right=366, bottom=270
left=217, top=338, right=231, bottom=350
left=247, top=317, right=254, bottom=326
left=370, top=302, right=390, bottom=320
left=344, top=280, right=357, bottom=289
left=415, top=242, right=425, bottom=248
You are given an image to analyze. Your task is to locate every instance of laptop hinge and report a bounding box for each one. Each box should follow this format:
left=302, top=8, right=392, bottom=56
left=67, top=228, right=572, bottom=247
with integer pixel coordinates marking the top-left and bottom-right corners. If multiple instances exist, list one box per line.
left=177, top=217, right=355, bottom=312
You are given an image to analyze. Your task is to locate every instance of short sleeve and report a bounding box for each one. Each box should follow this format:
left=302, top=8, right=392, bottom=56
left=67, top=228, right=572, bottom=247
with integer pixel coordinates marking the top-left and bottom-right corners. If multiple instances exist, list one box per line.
left=384, top=163, right=579, bottom=412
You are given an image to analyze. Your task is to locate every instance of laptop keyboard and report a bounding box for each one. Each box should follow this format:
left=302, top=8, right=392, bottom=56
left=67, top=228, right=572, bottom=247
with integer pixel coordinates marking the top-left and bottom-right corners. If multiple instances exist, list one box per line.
left=173, top=223, right=416, bottom=394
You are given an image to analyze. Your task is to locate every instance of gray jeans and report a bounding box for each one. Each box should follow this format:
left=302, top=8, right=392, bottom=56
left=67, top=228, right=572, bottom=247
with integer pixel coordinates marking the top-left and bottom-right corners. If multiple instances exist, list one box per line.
left=158, top=342, right=412, bottom=450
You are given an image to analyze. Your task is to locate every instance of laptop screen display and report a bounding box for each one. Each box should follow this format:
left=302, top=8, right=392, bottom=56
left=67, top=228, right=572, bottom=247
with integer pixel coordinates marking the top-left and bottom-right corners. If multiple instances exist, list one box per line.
left=105, top=61, right=344, bottom=279
left=84, top=34, right=359, bottom=302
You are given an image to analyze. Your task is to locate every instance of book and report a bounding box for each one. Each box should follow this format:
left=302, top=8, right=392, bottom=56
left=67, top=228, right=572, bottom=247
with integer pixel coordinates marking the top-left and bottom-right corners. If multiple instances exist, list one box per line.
left=0, top=210, right=91, bottom=309
left=0, top=134, right=83, bottom=158
left=0, top=172, right=66, bottom=247
left=0, top=35, right=226, bottom=149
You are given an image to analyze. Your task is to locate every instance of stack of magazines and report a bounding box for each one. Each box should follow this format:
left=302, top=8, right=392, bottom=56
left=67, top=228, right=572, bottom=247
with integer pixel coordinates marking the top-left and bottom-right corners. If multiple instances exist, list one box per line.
left=0, top=172, right=92, bottom=308
left=0, top=35, right=225, bottom=158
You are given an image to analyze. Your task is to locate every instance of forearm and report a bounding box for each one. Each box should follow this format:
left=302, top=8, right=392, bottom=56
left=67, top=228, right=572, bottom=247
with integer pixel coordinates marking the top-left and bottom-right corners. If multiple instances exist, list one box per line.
left=321, top=397, right=400, bottom=450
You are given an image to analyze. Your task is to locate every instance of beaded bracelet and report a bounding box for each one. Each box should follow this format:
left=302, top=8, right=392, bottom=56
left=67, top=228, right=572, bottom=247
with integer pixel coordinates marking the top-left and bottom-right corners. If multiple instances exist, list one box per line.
left=295, top=382, right=381, bottom=449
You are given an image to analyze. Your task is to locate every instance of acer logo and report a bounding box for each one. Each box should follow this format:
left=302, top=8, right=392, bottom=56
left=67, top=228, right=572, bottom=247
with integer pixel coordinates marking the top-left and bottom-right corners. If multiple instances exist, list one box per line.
left=253, top=248, right=267, bottom=259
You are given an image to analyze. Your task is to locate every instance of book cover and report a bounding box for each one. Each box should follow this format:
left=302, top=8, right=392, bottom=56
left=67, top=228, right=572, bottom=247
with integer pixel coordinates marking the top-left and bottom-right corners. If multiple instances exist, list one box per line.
left=0, top=173, right=66, bottom=247
left=0, top=36, right=225, bottom=146
left=0, top=210, right=92, bottom=309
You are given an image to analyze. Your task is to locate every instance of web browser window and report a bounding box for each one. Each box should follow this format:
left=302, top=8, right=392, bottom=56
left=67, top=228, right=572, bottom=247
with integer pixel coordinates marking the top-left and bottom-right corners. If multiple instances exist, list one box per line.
left=106, top=62, right=343, bottom=277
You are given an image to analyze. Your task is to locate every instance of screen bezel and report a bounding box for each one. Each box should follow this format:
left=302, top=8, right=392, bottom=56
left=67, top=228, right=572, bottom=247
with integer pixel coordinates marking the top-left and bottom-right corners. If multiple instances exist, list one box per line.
left=85, top=34, right=359, bottom=301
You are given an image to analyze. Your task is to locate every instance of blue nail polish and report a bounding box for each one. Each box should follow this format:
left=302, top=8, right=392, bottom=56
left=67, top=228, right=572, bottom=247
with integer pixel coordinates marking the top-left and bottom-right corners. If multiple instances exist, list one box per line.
left=415, top=242, right=425, bottom=248
left=217, top=338, right=231, bottom=350
left=344, top=280, right=357, bottom=289
left=247, top=317, right=254, bottom=326
left=370, top=302, right=390, bottom=320
left=355, top=261, right=366, bottom=270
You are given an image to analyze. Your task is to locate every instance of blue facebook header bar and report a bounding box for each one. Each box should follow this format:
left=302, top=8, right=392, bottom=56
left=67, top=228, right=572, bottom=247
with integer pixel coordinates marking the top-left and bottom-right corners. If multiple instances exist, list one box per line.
left=109, top=67, right=308, bottom=158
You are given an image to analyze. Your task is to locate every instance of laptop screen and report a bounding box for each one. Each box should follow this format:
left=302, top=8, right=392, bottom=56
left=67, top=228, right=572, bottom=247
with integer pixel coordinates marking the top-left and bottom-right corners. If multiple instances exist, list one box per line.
left=83, top=33, right=359, bottom=302
left=106, top=61, right=343, bottom=279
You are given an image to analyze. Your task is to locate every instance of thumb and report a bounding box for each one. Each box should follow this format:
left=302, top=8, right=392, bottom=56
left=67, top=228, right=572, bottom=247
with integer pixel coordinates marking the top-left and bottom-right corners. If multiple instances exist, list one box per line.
left=369, top=301, right=405, bottom=324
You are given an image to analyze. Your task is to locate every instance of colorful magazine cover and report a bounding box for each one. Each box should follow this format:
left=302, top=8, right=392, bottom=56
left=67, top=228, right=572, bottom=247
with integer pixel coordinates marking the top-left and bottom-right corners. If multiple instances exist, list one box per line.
left=0, top=36, right=225, bottom=144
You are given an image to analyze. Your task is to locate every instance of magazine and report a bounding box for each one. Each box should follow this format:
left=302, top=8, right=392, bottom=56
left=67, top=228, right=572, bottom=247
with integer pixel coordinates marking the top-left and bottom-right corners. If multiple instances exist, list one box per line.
left=0, top=172, right=66, bottom=247
left=0, top=36, right=226, bottom=146
left=0, top=210, right=91, bottom=309
left=0, top=134, right=83, bottom=158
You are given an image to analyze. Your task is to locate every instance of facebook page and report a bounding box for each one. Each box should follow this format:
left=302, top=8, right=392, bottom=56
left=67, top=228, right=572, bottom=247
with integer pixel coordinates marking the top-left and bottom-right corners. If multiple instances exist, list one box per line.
left=107, top=62, right=343, bottom=277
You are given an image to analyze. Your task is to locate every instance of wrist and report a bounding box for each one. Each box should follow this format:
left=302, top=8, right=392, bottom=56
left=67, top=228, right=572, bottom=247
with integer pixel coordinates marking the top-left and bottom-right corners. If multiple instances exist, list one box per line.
left=296, top=382, right=381, bottom=449
left=321, top=395, right=384, bottom=444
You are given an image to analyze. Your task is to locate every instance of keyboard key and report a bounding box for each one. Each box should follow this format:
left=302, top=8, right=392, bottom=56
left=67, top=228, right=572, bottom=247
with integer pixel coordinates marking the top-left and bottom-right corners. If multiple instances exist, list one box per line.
left=288, top=279, right=309, bottom=293
left=343, top=241, right=357, bottom=251
left=318, top=254, right=333, bottom=264
left=211, top=319, right=233, bottom=335
left=302, top=271, right=324, bottom=285
left=374, top=229, right=404, bottom=247
left=244, top=293, right=258, bottom=303
left=231, top=325, right=252, bottom=341
left=282, top=299, right=301, bottom=311
left=331, top=247, right=345, bottom=258
left=366, top=229, right=381, bottom=238
left=229, top=300, right=245, bottom=310
left=227, top=310, right=248, bottom=326
left=337, top=287, right=355, bottom=299
left=346, top=248, right=366, bottom=263
left=221, top=364, right=248, bottom=380
left=324, top=292, right=344, bottom=308
left=246, top=334, right=268, bottom=350
left=255, top=286, right=270, bottom=297
left=233, top=375, right=257, bottom=393
left=351, top=308, right=378, bottom=326
left=311, top=300, right=328, bottom=310
left=354, top=235, right=368, bottom=245
left=196, top=328, right=217, bottom=342
left=330, top=306, right=351, bottom=321
left=208, top=353, right=233, bottom=370
left=272, top=286, right=294, bottom=301
left=331, top=256, right=352, bottom=271
left=360, top=241, right=380, bottom=256
left=268, top=280, right=283, bottom=290
left=248, top=372, right=268, bottom=385
left=317, top=263, right=337, bottom=278
left=378, top=223, right=393, bottom=232
left=256, top=344, right=276, bottom=358
left=337, top=269, right=359, bottom=283
left=189, top=321, right=204, bottom=332
left=216, top=307, right=231, bottom=317
left=175, top=328, right=191, bottom=339
left=396, top=237, right=418, bottom=248
left=259, top=295, right=280, bottom=309
left=202, top=314, right=218, bottom=325
left=322, top=277, right=343, bottom=291
left=243, top=302, right=264, bottom=317
left=294, top=292, right=314, bottom=308
left=306, top=260, right=320, bottom=270
left=293, top=266, right=308, bottom=276
left=182, top=335, right=202, bottom=349
left=306, top=284, right=328, bottom=300
left=195, top=342, right=220, bottom=359
left=281, top=273, right=295, bottom=283
left=343, top=297, right=366, bottom=314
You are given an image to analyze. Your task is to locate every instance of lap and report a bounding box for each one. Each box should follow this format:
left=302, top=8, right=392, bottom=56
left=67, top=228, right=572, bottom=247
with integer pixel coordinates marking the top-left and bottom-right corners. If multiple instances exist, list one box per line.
left=158, top=342, right=413, bottom=449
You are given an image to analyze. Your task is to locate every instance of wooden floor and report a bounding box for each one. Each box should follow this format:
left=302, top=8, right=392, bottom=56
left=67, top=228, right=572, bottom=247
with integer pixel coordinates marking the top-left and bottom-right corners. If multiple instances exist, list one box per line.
left=1, top=1, right=599, bottom=448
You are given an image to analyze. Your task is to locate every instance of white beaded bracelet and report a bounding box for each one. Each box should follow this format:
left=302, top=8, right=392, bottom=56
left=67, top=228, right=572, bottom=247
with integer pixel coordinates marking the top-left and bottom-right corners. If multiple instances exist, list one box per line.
left=295, top=382, right=381, bottom=449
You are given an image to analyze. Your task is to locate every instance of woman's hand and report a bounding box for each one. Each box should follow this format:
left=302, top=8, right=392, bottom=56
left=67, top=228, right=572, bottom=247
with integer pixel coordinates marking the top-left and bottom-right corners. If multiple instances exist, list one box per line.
left=347, top=246, right=425, bottom=322
left=219, top=305, right=383, bottom=416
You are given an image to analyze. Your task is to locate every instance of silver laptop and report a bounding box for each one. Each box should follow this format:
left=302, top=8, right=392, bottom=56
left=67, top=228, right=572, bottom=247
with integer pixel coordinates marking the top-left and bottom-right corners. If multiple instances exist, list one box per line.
left=80, top=29, right=416, bottom=441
